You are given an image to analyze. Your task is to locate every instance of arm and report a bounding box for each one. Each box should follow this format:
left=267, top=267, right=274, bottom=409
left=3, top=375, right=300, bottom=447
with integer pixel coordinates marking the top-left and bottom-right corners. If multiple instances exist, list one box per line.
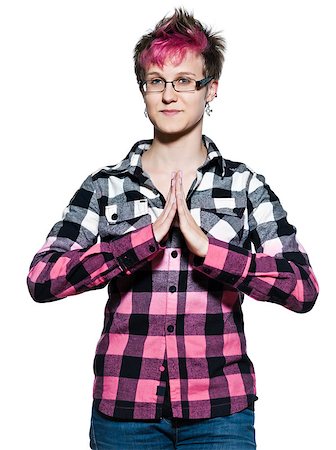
left=27, top=174, right=164, bottom=303
left=191, top=171, right=319, bottom=313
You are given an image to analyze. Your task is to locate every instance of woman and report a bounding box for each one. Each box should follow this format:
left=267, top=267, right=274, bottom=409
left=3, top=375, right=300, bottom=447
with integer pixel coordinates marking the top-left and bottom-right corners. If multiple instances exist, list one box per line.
left=27, top=7, right=319, bottom=450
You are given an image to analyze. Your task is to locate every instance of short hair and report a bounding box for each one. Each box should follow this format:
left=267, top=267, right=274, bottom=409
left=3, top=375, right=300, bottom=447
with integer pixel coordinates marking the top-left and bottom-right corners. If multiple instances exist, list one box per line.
left=133, top=7, right=226, bottom=86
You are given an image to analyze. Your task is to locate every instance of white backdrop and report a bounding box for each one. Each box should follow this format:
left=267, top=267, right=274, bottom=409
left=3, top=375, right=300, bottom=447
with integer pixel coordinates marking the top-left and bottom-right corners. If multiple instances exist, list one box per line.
left=1, top=1, right=334, bottom=449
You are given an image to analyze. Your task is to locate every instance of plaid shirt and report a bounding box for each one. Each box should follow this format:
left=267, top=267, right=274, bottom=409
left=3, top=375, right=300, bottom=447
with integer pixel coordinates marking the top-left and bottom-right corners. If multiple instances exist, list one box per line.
left=27, top=135, right=319, bottom=420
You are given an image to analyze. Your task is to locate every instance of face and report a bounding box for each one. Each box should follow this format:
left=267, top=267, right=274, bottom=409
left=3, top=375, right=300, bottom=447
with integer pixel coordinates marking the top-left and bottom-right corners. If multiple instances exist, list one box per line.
left=142, top=51, right=218, bottom=137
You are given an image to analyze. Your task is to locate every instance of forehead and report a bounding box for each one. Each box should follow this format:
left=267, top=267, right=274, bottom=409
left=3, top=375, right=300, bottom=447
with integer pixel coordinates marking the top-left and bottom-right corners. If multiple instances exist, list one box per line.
left=145, top=51, right=205, bottom=78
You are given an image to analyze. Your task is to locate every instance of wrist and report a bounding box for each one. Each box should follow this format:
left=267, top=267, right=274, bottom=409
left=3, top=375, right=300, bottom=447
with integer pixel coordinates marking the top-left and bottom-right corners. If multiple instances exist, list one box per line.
left=197, top=237, right=209, bottom=258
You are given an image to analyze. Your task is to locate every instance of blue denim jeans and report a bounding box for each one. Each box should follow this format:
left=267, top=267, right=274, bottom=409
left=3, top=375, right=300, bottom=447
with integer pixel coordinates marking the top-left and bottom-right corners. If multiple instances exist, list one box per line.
left=89, top=405, right=256, bottom=450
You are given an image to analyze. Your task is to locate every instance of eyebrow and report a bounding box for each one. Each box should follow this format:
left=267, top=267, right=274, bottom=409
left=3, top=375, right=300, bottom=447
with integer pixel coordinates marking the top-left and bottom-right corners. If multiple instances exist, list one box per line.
left=146, top=71, right=197, bottom=77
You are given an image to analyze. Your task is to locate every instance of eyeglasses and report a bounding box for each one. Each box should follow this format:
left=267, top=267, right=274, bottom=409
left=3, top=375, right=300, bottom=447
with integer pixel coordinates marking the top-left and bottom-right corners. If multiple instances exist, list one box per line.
left=139, top=76, right=214, bottom=93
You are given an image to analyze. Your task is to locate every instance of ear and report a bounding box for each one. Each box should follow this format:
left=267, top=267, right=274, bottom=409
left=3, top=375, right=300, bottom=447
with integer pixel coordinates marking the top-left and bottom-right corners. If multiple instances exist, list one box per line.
left=206, top=80, right=219, bottom=102
left=138, top=80, right=145, bottom=98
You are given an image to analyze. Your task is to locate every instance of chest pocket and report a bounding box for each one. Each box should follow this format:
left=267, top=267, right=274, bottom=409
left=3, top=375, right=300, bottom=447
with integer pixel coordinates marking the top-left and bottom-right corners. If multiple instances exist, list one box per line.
left=104, top=199, right=151, bottom=238
left=200, top=198, right=245, bottom=244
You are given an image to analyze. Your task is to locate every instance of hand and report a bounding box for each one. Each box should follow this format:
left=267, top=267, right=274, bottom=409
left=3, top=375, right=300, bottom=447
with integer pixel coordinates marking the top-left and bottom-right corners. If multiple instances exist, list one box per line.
left=152, top=170, right=209, bottom=257
left=174, top=170, right=209, bottom=258
left=152, top=171, right=178, bottom=244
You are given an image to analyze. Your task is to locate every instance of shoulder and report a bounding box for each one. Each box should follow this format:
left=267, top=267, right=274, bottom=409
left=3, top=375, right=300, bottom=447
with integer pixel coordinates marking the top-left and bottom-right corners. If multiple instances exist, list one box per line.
left=222, top=157, right=262, bottom=188
left=204, top=135, right=260, bottom=182
left=88, top=137, right=152, bottom=182
left=224, top=157, right=253, bottom=174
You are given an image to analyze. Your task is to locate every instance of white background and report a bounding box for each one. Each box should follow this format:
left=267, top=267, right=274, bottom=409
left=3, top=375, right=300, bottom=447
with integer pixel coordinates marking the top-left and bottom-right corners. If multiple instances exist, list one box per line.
left=1, top=1, right=335, bottom=449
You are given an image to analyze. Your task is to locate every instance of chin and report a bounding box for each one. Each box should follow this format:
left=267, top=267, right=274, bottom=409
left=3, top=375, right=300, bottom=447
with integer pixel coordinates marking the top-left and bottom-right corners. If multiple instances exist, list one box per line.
left=155, top=128, right=192, bottom=140
left=153, top=121, right=198, bottom=137
left=159, top=127, right=187, bottom=135
left=151, top=115, right=203, bottom=137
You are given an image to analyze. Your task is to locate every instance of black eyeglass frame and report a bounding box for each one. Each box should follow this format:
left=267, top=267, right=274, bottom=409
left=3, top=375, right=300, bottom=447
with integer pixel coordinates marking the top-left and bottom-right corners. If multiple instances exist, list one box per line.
left=138, top=75, right=214, bottom=93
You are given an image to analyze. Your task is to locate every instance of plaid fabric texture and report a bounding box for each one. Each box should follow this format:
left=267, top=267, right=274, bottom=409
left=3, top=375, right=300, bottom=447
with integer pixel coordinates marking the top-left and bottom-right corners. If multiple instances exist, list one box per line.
left=27, top=135, right=319, bottom=420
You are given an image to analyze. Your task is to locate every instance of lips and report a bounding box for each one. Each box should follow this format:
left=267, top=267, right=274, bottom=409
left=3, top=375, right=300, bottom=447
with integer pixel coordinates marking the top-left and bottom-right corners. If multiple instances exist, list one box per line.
left=160, top=110, right=181, bottom=115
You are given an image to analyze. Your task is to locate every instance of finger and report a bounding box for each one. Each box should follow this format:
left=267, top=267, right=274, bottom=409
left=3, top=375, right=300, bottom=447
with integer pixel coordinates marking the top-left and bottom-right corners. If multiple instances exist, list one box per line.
left=176, top=171, right=191, bottom=229
left=168, top=171, right=177, bottom=202
left=167, top=174, right=177, bottom=215
left=175, top=171, right=186, bottom=220
left=167, top=171, right=177, bottom=210
left=175, top=170, right=181, bottom=205
left=178, top=170, right=191, bottom=216
left=176, top=170, right=186, bottom=208
left=163, top=172, right=174, bottom=209
left=160, top=172, right=176, bottom=222
left=170, top=171, right=176, bottom=199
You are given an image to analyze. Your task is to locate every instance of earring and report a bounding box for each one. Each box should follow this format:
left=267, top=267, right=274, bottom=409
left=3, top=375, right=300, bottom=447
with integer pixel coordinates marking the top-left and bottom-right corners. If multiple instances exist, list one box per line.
left=205, top=102, right=213, bottom=116
left=144, top=108, right=148, bottom=118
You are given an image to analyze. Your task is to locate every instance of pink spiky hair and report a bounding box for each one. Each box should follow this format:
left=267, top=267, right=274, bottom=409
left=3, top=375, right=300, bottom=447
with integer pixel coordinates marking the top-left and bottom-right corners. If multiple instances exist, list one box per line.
left=134, top=8, right=226, bottom=83
left=139, top=18, right=209, bottom=71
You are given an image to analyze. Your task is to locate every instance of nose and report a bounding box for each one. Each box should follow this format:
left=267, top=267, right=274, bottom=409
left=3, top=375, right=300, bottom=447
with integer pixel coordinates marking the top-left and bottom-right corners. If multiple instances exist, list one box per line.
left=162, top=82, right=178, bottom=103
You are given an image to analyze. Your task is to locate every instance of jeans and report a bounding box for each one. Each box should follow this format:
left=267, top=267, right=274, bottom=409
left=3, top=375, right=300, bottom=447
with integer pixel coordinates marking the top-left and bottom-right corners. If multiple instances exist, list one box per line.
left=89, top=405, right=256, bottom=450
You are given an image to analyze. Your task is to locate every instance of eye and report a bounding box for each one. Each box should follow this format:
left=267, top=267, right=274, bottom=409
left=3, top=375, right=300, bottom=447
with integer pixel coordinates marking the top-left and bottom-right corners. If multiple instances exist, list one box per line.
left=148, top=78, right=164, bottom=85
left=176, top=77, right=192, bottom=84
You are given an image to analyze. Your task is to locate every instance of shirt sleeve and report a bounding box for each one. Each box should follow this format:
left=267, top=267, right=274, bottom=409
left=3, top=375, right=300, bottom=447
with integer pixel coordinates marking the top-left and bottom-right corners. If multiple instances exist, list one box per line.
left=191, top=171, right=319, bottom=313
left=27, top=174, right=165, bottom=303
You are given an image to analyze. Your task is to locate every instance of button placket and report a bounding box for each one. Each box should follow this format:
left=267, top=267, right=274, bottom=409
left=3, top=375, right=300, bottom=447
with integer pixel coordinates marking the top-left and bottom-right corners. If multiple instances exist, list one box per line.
left=165, top=270, right=177, bottom=381
left=163, top=245, right=181, bottom=391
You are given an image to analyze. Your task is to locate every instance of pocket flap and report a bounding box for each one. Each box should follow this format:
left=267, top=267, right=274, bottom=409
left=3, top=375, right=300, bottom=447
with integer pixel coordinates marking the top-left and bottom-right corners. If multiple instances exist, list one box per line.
left=213, top=197, right=236, bottom=209
left=202, top=198, right=244, bottom=217
left=105, top=199, right=148, bottom=224
left=105, top=204, right=119, bottom=224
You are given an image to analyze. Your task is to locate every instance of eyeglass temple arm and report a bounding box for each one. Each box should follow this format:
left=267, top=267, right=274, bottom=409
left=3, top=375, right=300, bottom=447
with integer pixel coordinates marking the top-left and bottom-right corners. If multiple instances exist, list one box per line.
left=196, top=76, right=214, bottom=89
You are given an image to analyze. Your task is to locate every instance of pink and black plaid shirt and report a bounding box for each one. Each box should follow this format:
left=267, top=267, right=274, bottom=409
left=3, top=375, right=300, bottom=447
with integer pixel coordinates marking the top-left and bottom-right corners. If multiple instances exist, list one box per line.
left=27, top=135, right=319, bottom=420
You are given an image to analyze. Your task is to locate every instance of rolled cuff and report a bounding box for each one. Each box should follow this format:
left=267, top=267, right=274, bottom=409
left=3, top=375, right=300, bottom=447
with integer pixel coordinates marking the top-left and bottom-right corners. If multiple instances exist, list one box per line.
left=191, top=235, right=252, bottom=287
left=109, top=223, right=165, bottom=275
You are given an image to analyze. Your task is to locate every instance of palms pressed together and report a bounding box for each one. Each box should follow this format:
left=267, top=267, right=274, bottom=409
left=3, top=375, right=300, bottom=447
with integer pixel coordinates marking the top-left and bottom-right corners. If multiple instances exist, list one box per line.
left=152, top=170, right=209, bottom=258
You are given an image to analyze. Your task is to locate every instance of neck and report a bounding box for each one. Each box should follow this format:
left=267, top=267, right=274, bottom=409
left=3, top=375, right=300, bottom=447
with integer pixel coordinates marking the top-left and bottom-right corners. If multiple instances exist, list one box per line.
left=144, top=126, right=207, bottom=173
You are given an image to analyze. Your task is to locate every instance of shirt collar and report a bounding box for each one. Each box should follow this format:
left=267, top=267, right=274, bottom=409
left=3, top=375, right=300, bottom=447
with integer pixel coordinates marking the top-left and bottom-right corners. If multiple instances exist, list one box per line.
left=105, top=135, right=226, bottom=177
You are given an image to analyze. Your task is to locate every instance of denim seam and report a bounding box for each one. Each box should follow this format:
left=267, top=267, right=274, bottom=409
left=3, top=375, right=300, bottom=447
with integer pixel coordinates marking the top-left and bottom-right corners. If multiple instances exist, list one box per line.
left=162, top=418, right=171, bottom=425
left=90, top=417, right=98, bottom=449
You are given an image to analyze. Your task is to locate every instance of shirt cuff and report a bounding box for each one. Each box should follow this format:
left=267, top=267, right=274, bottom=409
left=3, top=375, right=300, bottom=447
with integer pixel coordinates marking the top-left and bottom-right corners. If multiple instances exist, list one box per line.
left=109, top=223, right=165, bottom=275
left=191, top=235, right=252, bottom=286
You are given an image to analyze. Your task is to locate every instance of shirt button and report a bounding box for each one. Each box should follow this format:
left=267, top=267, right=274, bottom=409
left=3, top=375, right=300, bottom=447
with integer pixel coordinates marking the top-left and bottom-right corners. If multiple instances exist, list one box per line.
left=171, top=250, right=178, bottom=258
left=123, top=255, right=132, bottom=265
left=159, top=365, right=165, bottom=372
left=169, top=286, right=176, bottom=293
left=149, top=244, right=155, bottom=252
left=167, top=325, right=174, bottom=332
left=111, top=213, right=118, bottom=220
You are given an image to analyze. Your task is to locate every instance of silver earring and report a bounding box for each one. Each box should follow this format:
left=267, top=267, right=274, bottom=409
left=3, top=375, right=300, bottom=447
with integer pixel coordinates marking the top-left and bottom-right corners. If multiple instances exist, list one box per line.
left=205, top=102, right=213, bottom=116
left=144, top=108, right=148, bottom=118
